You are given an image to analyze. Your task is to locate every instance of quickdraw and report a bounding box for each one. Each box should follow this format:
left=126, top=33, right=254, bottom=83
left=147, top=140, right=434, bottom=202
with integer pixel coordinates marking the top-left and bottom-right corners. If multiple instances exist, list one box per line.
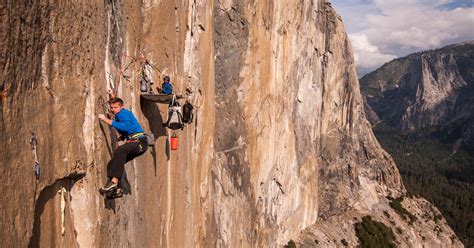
left=30, top=133, right=40, bottom=180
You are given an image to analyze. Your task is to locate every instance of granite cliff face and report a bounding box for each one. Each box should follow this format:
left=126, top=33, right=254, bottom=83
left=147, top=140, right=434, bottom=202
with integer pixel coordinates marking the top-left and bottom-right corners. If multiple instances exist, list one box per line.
left=360, top=41, right=474, bottom=149
left=0, top=0, right=462, bottom=247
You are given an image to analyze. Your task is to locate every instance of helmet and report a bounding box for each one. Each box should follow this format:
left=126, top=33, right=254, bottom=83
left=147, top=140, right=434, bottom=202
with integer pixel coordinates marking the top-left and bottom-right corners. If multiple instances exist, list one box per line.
left=163, top=76, right=170, bottom=82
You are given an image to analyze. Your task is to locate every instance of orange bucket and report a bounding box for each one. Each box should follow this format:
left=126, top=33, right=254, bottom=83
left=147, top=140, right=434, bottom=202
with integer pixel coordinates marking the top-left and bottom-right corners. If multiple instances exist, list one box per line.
left=170, top=135, right=179, bottom=150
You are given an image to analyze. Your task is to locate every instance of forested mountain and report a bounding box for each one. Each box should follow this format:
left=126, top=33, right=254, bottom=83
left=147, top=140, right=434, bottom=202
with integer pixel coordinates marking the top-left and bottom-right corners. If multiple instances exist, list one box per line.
left=360, top=41, right=474, bottom=246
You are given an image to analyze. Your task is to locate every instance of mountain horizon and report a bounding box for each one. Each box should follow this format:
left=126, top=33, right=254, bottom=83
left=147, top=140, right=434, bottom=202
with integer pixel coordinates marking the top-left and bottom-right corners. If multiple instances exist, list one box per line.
left=360, top=40, right=474, bottom=246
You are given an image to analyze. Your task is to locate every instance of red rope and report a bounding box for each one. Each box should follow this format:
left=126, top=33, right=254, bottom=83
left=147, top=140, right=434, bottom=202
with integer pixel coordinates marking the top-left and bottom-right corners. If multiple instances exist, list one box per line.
left=113, top=53, right=137, bottom=97
left=112, top=51, right=157, bottom=97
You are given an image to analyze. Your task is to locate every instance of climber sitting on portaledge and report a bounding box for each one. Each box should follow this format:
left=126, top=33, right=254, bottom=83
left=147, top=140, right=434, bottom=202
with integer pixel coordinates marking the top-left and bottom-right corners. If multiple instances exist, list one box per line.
left=156, top=75, right=173, bottom=95
left=98, top=97, right=148, bottom=197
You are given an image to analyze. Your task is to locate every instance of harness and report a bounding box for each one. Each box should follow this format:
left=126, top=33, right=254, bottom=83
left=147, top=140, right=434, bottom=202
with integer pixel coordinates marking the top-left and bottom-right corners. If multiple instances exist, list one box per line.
left=126, top=132, right=145, bottom=143
left=126, top=132, right=147, bottom=153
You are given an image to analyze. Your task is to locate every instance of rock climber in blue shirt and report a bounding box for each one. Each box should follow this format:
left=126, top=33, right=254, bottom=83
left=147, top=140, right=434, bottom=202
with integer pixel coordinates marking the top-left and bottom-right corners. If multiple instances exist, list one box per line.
left=157, top=75, right=173, bottom=95
left=98, top=97, right=148, bottom=197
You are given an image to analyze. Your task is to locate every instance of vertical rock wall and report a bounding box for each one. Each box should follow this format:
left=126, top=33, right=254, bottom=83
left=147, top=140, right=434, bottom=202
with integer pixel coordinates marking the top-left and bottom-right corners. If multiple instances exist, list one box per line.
left=1, top=1, right=106, bottom=247
left=0, top=0, right=461, bottom=247
left=211, top=1, right=403, bottom=246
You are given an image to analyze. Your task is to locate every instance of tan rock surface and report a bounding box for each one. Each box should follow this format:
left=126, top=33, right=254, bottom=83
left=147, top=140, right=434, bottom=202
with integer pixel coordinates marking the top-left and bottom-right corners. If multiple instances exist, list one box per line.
left=0, top=0, right=461, bottom=247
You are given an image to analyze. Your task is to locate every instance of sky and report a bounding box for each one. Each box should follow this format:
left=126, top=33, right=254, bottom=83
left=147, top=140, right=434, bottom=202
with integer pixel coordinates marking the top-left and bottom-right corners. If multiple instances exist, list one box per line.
left=331, top=0, right=474, bottom=76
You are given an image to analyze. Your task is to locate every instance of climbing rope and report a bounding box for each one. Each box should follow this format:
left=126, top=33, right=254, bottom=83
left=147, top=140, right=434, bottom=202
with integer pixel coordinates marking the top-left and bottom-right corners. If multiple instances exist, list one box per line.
left=136, top=51, right=166, bottom=94
left=30, top=133, right=40, bottom=180
left=112, top=53, right=137, bottom=97
left=110, top=50, right=165, bottom=96
left=138, top=52, right=153, bottom=93
left=110, top=51, right=160, bottom=96
left=140, top=50, right=162, bottom=74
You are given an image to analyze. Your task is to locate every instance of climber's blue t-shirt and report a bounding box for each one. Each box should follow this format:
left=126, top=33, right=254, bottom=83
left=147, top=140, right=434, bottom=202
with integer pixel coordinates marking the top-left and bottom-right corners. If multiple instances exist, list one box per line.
left=162, top=82, right=173, bottom=95
left=111, top=108, right=144, bottom=137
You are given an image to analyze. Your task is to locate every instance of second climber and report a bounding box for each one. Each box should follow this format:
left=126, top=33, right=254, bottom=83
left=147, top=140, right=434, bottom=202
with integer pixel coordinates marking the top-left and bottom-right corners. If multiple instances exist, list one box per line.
left=157, top=75, right=173, bottom=95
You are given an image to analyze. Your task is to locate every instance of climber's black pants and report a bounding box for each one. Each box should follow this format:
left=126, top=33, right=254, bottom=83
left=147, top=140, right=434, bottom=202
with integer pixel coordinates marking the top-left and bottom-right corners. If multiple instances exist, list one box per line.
left=107, top=137, right=148, bottom=179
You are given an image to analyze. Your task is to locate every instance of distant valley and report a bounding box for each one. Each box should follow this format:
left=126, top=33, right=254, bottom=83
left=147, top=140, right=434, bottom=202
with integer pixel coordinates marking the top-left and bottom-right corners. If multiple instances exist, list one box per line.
left=360, top=40, right=474, bottom=246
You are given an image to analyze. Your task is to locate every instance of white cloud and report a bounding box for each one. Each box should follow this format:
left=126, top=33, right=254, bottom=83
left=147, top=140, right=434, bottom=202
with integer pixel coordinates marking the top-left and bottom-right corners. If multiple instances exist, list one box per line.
left=349, top=34, right=397, bottom=72
left=365, top=1, right=474, bottom=52
left=331, top=0, right=474, bottom=75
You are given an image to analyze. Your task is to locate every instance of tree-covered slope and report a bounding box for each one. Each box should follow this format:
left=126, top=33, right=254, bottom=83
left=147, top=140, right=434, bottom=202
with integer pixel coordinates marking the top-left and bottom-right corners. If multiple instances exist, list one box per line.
left=359, top=41, right=474, bottom=247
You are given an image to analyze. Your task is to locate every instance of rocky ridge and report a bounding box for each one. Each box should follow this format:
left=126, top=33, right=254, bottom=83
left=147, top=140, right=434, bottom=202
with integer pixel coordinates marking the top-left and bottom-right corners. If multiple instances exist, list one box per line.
left=360, top=41, right=474, bottom=246
left=360, top=41, right=474, bottom=149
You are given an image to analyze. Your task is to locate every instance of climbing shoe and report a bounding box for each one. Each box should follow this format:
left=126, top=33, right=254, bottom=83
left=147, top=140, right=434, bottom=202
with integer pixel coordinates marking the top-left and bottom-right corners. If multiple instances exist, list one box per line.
left=99, top=181, right=118, bottom=194
left=105, top=188, right=123, bottom=199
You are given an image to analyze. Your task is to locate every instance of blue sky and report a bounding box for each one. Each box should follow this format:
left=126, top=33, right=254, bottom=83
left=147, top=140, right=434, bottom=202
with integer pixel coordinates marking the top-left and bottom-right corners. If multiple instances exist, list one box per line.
left=331, top=0, right=474, bottom=76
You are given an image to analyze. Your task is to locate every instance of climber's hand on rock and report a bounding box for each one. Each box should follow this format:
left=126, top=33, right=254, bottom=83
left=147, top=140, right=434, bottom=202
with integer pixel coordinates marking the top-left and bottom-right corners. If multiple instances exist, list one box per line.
left=98, top=114, right=113, bottom=125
